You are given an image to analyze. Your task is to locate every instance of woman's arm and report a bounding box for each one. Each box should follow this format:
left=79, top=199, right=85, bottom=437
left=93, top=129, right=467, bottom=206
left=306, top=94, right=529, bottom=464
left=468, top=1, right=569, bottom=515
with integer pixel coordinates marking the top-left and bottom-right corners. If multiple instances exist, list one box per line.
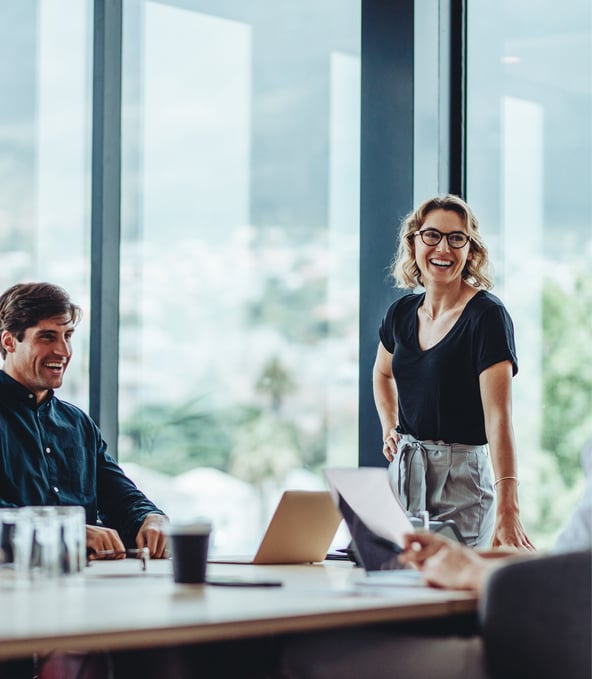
left=480, top=360, right=534, bottom=550
left=372, top=342, right=400, bottom=462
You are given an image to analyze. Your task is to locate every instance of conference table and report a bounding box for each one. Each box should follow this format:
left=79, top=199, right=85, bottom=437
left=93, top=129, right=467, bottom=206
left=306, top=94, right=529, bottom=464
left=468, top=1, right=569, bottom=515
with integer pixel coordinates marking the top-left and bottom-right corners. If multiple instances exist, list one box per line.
left=0, top=558, right=478, bottom=660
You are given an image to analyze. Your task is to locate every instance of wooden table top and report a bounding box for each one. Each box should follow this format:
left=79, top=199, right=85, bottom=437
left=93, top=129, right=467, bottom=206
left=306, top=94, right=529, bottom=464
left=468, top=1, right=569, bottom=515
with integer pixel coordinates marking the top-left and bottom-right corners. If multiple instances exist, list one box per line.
left=0, top=558, right=477, bottom=659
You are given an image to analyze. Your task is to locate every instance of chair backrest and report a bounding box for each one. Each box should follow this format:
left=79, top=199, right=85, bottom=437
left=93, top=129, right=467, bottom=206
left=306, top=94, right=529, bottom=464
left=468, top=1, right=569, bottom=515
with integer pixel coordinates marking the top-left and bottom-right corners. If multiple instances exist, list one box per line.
left=479, top=549, right=591, bottom=679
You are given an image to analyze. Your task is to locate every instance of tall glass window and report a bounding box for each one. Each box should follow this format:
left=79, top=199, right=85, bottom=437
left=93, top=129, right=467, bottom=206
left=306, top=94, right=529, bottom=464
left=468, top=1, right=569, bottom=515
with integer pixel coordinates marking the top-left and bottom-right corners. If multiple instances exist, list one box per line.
left=120, top=0, right=360, bottom=552
left=0, top=1, right=92, bottom=406
left=467, top=0, right=592, bottom=546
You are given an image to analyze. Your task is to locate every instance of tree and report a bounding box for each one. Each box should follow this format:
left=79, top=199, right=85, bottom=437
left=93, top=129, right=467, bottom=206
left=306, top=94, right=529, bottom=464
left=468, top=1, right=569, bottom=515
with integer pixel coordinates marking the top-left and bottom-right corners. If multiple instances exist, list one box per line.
left=255, top=356, right=296, bottom=413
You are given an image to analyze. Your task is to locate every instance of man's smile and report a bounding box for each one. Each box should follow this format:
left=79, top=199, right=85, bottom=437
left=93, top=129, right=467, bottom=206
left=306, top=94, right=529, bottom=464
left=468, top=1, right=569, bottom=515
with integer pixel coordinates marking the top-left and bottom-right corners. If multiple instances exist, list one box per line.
left=44, top=361, right=66, bottom=372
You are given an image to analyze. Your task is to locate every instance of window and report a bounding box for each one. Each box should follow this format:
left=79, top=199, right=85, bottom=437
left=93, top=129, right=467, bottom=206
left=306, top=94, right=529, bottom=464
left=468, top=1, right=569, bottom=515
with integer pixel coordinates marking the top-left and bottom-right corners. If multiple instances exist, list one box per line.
left=119, top=0, right=360, bottom=552
left=5, top=0, right=583, bottom=553
left=467, top=0, right=592, bottom=546
left=0, top=0, right=92, bottom=406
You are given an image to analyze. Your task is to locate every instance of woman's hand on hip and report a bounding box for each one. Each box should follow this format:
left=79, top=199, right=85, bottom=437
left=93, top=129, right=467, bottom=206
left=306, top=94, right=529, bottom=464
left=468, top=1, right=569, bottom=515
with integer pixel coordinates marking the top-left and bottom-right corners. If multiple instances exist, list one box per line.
left=382, top=427, right=400, bottom=462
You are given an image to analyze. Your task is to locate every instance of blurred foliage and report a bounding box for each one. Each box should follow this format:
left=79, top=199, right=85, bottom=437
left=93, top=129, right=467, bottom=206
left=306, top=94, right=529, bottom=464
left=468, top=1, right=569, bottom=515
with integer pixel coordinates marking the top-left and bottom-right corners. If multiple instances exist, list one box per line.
left=231, top=354, right=324, bottom=488
left=119, top=397, right=233, bottom=474
left=541, top=272, right=592, bottom=485
left=229, top=409, right=301, bottom=490
left=256, top=356, right=296, bottom=414
left=119, top=354, right=325, bottom=487
left=523, top=271, right=592, bottom=547
left=247, top=275, right=330, bottom=344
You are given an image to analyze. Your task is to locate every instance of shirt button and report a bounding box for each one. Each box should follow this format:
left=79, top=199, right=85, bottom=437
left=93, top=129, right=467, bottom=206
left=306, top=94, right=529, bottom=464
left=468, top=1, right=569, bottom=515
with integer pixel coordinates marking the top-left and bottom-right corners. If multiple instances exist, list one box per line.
left=45, top=447, right=52, bottom=454
left=28, top=394, right=34, bottom=399
left=52, top=487, right=60, bottom=494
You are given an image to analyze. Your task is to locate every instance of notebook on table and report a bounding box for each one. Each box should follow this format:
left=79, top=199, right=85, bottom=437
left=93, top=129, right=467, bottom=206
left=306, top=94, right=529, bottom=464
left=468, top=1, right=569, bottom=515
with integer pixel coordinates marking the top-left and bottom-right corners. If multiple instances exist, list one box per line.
left=208, top=490, right=343, bottom=565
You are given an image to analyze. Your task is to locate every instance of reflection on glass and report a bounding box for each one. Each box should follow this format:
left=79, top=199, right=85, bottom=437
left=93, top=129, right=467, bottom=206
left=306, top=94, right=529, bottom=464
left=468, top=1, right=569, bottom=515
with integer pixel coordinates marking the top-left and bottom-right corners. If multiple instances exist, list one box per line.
left=467, top=0, right=592, bottom=546
left=120, top=1, right=361, bottom=552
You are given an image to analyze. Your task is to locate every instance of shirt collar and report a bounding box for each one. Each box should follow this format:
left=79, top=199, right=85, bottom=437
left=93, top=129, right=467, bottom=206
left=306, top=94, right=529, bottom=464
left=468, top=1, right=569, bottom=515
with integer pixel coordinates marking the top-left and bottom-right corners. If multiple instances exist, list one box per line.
left=0, top=370, right=55, bottom=407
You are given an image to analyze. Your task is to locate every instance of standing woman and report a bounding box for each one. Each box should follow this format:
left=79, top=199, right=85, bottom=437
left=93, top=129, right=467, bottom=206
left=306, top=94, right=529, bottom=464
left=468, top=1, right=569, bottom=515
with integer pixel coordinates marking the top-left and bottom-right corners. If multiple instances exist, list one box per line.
left=373, top=194, right=533, bottom=549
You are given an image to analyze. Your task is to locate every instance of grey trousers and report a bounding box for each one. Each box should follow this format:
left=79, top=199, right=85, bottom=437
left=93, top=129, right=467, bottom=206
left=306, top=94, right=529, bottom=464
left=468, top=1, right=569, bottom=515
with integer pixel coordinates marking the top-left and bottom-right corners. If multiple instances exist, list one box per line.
left=389, top=435, right=495, bottom=547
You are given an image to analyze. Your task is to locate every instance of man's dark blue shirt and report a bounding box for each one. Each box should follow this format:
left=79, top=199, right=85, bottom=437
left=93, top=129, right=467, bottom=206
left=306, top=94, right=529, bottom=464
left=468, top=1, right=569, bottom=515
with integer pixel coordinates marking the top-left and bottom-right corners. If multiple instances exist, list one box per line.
left=0, top=370, right=163, bottom=546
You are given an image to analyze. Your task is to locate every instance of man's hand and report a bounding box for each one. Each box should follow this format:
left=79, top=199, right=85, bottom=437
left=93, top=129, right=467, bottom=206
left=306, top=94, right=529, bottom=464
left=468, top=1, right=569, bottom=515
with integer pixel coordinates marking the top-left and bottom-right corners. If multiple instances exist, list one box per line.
left=86, top=525, right=126, bottom=559
left=136, top=513, right=169, bottom=559
left=398, top=531, right=496, bottom=592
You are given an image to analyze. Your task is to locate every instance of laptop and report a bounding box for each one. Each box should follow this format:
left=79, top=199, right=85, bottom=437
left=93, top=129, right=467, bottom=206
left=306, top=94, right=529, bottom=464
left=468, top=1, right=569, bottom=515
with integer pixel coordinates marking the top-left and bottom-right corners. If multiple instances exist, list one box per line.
left=208, top=490, right=343, bottom=565
left=323, top=467, right=464, bottom=585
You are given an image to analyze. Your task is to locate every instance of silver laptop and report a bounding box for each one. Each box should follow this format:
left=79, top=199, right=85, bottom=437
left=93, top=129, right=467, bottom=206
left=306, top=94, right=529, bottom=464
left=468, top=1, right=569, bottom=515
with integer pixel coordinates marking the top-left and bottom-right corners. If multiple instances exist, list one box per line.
left=208, top=490, right=343, bottom=565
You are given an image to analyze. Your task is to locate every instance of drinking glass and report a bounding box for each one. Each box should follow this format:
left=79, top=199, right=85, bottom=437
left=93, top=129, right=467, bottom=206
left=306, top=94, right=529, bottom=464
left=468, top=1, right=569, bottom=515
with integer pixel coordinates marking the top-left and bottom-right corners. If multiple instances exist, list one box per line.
left=55, top=505, right=86, bottom=576
left=29, top=506, right=61, bottom=581
left=0, top=508, right=18, bottom=566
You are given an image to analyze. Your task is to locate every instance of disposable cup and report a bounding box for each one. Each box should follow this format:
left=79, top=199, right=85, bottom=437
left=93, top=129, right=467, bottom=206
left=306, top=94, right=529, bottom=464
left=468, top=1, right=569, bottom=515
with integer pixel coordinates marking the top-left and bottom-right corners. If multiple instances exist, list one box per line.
left=169, top=520, right=212, bottom=584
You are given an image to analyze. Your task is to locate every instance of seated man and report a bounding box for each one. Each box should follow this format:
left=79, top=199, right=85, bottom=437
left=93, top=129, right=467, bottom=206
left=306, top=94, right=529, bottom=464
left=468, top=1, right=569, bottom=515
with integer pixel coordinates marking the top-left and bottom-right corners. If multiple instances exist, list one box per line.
left=0, top=281, right=170, bottom=679
left=0, top=281, right=169, bottom=555
left=276, top=439, right=592, bottom=679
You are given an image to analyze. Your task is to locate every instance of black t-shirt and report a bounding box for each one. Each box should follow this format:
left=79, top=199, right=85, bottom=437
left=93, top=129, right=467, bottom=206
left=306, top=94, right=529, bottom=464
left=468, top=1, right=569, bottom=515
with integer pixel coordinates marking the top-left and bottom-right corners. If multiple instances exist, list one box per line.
left=378, top=290, right=518, bottom=445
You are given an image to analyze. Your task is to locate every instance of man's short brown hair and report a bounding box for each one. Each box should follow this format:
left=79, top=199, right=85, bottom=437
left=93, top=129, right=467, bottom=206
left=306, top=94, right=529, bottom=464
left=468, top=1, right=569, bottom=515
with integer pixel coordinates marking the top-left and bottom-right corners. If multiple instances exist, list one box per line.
left=0, top=282, right=83, bottom=359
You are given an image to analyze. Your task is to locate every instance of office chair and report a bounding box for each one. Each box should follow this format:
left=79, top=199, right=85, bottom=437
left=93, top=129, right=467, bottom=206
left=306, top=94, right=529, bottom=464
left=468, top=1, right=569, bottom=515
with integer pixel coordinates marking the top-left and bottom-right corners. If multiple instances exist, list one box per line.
left=480, top=549, right=591, bottom=679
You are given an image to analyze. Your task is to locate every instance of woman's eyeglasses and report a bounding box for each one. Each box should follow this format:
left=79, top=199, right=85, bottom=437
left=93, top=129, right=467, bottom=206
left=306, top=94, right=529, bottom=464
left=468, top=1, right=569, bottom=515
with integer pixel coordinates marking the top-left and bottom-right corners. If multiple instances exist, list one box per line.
left=413, top=228, right=470, bottom=249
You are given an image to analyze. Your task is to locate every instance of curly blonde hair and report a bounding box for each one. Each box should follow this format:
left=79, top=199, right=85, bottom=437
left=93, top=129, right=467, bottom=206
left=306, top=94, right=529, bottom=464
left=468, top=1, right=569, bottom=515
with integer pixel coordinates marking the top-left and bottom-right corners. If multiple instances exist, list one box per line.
left=390, top=194, right=493, bottom=290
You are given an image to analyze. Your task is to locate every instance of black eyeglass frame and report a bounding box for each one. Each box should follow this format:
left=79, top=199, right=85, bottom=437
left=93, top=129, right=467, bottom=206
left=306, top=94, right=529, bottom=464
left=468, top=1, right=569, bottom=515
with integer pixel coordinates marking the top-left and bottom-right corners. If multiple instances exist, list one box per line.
left=412, top=228, right=471, bottom=249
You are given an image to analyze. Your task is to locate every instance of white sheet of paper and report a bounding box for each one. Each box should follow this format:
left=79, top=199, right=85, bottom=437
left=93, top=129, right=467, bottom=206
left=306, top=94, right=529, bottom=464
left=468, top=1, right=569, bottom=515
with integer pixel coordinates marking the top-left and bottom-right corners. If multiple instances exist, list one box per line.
left=323, top=467, right=414, bottom=547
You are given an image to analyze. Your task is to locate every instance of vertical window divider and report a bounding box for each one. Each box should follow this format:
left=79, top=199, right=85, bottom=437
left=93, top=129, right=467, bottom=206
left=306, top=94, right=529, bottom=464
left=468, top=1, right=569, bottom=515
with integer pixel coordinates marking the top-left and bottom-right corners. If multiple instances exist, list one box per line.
left=90, top=0, right=123, bottom=456
left=445, top=0, right=467, bottom=197
left=358, top=0, right=415, bottom=467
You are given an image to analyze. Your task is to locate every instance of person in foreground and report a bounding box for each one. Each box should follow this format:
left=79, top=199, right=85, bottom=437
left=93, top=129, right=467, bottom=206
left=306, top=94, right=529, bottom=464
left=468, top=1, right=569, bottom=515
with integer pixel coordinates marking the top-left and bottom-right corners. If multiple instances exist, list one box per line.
left=275, top=438, right=592, bottom=679
left=373, top=194, right=532, bottom=550
left=0, top=281, right=168, bottom=557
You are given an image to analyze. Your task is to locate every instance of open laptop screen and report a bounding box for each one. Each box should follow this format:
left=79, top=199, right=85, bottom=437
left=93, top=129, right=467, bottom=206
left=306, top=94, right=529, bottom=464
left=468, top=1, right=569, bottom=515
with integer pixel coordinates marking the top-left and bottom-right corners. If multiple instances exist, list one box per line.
left=337, top=493, right=405, bottom=572
left=325, top=467, right=465, bottom=576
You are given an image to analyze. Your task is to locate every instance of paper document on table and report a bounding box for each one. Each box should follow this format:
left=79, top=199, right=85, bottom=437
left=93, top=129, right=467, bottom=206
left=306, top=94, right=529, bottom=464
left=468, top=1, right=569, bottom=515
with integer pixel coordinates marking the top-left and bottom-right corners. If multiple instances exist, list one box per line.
left=323, top=467, right=414, bottom=548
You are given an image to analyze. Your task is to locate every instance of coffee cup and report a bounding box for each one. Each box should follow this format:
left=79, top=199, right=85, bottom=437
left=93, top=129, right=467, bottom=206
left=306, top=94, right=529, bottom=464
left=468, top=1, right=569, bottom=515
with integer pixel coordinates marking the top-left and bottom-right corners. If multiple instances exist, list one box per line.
left=169, top=520, right=212, bottom=584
